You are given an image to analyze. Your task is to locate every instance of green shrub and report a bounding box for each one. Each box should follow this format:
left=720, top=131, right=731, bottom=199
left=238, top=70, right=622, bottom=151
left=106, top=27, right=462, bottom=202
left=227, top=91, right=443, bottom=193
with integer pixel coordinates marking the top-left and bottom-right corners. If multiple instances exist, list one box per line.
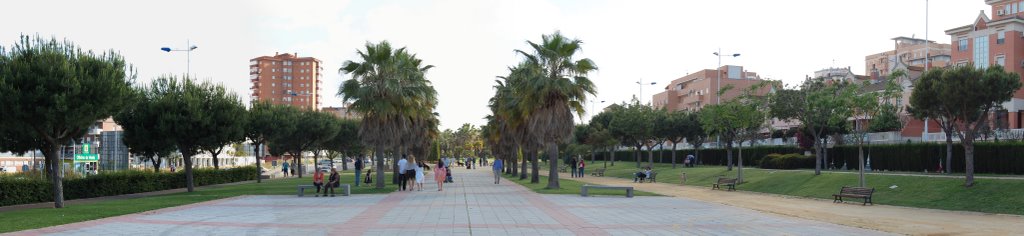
left=0, top=166, right=256, bottom=207
left=759, top=153, right=815, bottom=169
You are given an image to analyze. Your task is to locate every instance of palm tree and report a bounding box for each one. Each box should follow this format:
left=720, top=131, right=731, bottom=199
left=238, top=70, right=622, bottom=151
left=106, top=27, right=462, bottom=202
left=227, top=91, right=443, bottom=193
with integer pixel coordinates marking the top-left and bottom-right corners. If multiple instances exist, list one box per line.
left=514, top=32, right=598, bottom=189
left=339, top=41, right=437, bottom=189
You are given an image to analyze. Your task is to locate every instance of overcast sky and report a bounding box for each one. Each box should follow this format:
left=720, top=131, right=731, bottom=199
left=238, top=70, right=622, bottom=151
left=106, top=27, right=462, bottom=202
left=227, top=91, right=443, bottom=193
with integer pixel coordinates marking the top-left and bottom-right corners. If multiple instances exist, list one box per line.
left=0, top=0, right=989, bottom=130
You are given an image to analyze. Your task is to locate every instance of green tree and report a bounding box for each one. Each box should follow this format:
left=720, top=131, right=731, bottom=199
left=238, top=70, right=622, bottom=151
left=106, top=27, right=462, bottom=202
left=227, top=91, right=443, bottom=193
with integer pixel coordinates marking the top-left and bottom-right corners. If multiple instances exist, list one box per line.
left=269, top=109, right=340, bottom=178
left=512, top=32, right=598, bottom=189
left=0, top=36, right=135, bottom=208
left=907, top=70, right=958, bottom=175
left=588, top=107, right=620, bottom=168
left=198, top=83, right=247, bottom=170
left=115, top=87, right=175, bottom=173
left=339, top=41, right=437, bottom=189
left=770, top=78, right=855, bottom=175
left=321, top=118, right=362, bottom=170
left=610, top=100, right=653, bottom=169
left=683, top=111, right=706, bottom=165
left=909, top=64, right=1021, bottom=187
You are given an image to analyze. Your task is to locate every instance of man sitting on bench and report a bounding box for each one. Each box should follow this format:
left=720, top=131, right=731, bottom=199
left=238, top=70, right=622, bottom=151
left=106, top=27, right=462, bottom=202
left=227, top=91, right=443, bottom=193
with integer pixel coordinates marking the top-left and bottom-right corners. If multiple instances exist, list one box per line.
left=323, top=167, right=340, bottom=197
left=634, top=167, right=651, bottom=182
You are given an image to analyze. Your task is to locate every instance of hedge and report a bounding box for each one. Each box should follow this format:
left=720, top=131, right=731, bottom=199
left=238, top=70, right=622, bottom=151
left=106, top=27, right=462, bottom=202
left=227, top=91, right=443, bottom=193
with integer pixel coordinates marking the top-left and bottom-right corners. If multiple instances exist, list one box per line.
left=0, top=166, right=256, bottom=207
left=587, top=142, right=1024, bottom=174
left=759, top=153, right=815, bottom=169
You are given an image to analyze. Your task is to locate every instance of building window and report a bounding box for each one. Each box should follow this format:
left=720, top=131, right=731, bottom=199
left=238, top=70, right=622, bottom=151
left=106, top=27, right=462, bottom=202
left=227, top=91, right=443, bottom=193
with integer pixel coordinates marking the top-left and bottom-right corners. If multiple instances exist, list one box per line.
left=272, top=83, right=276, bottom=87
left=997, top=56, right=1006, bottom=66
left=1014, top=3, right=1019, bottom=13
left=998, top=31, right=1006, bottom=44
left=974, top=36, right=989, bottom=69
left=959, top=38, right=968, bottom=51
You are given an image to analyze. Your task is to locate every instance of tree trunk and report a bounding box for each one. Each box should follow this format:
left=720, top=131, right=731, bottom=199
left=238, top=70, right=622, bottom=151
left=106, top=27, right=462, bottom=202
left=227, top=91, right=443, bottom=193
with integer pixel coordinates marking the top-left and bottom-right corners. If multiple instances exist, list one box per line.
left=813, top=136, right=822, bottom=175
left=671, top=142, right=678, bottom=168
left=823, top=138, right=829, bottom=170
left=150, top=156, right=162, bottom=173
left=964, top=136, right=976, bottom=187
left=945, top=129, right=954, bottom=174
left=295, top=151, right=304, bottom=178
left=610, top=148, right=615, bottom=167
left=392, top=149, right=400, bottom=184
left=694, top=147, right=701, bottom=166
left=590, top=149, right=595, bottom=164
left=603, top=148, right=609, bottom=168
left=375, top=145, right=386, bottom=189
left=647, top=145, right=654, bottom=168
left=634, top=145, right=641, bottom=168
left=659, top=144, right=665, bottom=164
left=253, top=143, right=261, bottom=183
left=312, top=151, right=319, bottom=172
left=546, top=142, right=560, bottom=189
left=43, top=143, right=65, bottom=208
left=183, top=152, right=195, bottom=192
left=858, top=142, right=866, bottom=187
left=212, top=153, right=220, bottom=170
left=519, top=150, right=528, bottom=180
left=737, top=145, right=744, bottom=183
left=511, top=156, right=518, bottom=176
left=726, top=141, right=733, bottom=171
left=531, top=150, right=540, bottom=184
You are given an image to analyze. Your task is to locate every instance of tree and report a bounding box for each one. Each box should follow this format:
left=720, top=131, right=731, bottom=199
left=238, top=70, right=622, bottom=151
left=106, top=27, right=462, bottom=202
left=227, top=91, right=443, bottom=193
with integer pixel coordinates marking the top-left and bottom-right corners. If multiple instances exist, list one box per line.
left=198, top=83, right=247, bottom=170
left=145, top=76, right=242, bottom=192
left=0, top=36, right=135, bottom=208
left=115, top=87, right=175, bottom=173
left=850, top=76, right=902, bottom=187
left=770, top=78, right=855, bottom=175
left=610, top=100, right=653, bottom=169
left=654, top=109, right=687, bottom=168
left=339, top=41, right=438, bottom=189
left=909, top=64, right=1021, bottom=187
left=321, top=118, right=362, bottom=170
left=269, top=109, right=340, bottom=178
left=588, top=108, right=619, bottom=168
left=245, top=102, right=278, bottom=183
left=682, top=111, right=706, bottom=165
left=513, top=31, right=598, bottom=189
left=907, top=70, right=958, bottom=175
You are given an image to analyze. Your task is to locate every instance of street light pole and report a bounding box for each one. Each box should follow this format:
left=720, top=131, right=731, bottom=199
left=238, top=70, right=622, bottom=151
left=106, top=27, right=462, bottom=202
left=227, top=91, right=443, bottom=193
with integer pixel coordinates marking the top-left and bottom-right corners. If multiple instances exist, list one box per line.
left=636, top=79, right=656, bottom=105
left=160, top=40, right=198, bottom=77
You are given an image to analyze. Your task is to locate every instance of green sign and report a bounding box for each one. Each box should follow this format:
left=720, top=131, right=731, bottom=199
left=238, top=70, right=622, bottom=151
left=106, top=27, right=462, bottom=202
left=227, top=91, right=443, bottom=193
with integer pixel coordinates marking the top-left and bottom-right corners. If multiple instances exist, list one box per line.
left=82, top=143, right=92, bottom=154
left=74, top=154, right=98, bottom=162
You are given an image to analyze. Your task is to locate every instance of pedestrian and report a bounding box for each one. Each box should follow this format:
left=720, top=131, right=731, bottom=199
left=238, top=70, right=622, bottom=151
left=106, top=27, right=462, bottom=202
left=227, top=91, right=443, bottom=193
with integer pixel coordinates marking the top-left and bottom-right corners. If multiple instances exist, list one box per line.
left=435, top=162, right=447, bottom=191
left=492, top=158, right=503, bottom=184
left=415, top=161, right=425, bottom=191
left=313, top=169, right=325, bottom=195
left=578, top=159, right=585, bottom=178
left=684, top=154, right=692, bottom=168
left=570, top=157, right=578, bottom=178
left=282, top=161, right=290, bottom=177
left=686, top=154, right=695, bottom=167
left=170, top=164, right=176, bottom=173
left=398, top=155, right=409, bottom=191
left=22, top=163, right=29, bottom=173
left=354, top=156, right=363, bottom=187
left=405, top=155, right=418, bottom=191
left=324, top=167, right=339, bottom=197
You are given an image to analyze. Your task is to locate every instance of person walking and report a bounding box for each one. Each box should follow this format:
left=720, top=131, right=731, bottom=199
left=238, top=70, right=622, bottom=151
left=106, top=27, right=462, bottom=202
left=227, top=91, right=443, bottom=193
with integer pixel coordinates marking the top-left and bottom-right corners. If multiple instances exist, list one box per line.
left=578, top=159, right=586, bottom=178
left=405, top=155, right=418, bottom=191
left=492, top=158, right=503, bottom=184
left=435, top=162, right=447, bottom=191
left=313, top=169, right=325, bottom=195
left=324, top=168, right=339, bottom=197
left=415, top=161, right=425, bottom=191
left=569, top=157, right=578, bottom=178
left=354, top=157, right=363, bottom=187
left=398, top=155, right=409, bottom=191
left=282, top=161, right=290, bottom=177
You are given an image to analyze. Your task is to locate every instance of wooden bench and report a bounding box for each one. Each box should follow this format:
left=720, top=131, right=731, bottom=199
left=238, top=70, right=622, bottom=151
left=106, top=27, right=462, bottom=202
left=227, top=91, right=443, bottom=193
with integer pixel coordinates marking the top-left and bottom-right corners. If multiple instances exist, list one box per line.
left=832, top=186, right=874, bottom=205
left=591, top=168, right=606, bottom=177
left=559, top=165, right=568, bottom=173
left=646, top=171, right=658, bottom=183
left=580, top=185, right=634, bottom=198
left=712, top=177, right=737, bottom=191
left=298, top=184, right=351, bottom=197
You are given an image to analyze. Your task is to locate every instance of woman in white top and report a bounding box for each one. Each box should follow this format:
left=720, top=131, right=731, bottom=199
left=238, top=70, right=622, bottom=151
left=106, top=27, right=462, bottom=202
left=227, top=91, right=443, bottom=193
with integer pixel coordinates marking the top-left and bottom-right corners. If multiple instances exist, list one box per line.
left=415, top=161, right=426, bottom=191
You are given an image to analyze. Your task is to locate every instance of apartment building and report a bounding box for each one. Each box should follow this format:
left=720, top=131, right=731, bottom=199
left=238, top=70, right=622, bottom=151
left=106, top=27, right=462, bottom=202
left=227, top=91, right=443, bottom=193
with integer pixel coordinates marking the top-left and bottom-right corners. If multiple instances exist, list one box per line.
left=865, top=37, right=951, bottom=77
left=250, top=53, right=323, bottom=110
left=652, top=65, right=773, bottom=112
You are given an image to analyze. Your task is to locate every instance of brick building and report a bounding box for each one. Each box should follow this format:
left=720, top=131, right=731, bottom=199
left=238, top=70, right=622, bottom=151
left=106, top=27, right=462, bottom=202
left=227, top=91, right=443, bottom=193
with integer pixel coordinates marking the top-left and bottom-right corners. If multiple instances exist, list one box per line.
left=946, top=0, right=1024, bottom=129
left=652, top=65, right=773, bottom=112
left=865, top=37, right=951, bottom=77
left=249, top=53, right=323, bottom=110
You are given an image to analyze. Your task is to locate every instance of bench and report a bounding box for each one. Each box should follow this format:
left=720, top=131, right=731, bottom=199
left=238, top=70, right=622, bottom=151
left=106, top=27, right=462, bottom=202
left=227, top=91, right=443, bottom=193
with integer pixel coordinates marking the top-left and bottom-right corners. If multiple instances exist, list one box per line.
left=580, top=185, right=634, bottom=198
left=646, top=171, right=658, bottom=183
left=832, top=186, right=874, bottom=205
left=590, top=168, right=606, bottom=177
left=559, top=165, right=568, bottom=173
left=298, top=184, right=351, bottom=197
left=712, top=177, right=737, bottom=191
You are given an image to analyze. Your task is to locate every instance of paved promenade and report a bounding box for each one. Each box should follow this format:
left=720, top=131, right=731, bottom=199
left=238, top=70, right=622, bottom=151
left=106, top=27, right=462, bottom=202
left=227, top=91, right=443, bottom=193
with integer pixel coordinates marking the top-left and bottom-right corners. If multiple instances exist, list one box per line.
left=8, top=168, right=889, bottom=236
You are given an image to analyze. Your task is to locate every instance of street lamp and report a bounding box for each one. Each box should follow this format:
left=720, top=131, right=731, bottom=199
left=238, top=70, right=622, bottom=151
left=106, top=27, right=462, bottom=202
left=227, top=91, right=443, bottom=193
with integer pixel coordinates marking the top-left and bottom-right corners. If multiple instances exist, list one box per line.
left=636, top=79, right=657, bottom=105
left=585, top=99, right=606, bottom=123
left=160, top=40, right=198, bottom=76
left=713, top=49, right=741, bottom=105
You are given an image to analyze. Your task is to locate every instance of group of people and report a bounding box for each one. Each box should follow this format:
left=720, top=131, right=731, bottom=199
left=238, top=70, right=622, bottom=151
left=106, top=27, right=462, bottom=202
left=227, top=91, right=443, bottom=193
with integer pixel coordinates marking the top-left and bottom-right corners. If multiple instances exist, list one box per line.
left=312, top=167, right=341, bottom=197
left=398, top=155, right=429, bottom=191
left=634, top=166, right=653, bottom=183
left=568, top=157, right=586, bottom=178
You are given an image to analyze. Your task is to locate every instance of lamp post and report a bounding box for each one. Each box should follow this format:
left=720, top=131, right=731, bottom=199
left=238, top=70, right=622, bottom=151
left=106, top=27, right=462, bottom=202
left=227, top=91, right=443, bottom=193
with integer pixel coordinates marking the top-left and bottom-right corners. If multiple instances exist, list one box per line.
left=160, top=40, right=198, bottom=77
left=636, top=79, right=657, bottom=105
left=587, top=99, right=606, bottom=122
left=713, top=49, right=741, bottom=105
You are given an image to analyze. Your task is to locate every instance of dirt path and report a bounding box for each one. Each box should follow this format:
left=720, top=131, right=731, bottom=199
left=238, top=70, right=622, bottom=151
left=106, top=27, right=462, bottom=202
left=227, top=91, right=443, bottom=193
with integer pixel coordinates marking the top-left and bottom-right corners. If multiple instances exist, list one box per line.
left=546, top=172, right=1024, bottom=235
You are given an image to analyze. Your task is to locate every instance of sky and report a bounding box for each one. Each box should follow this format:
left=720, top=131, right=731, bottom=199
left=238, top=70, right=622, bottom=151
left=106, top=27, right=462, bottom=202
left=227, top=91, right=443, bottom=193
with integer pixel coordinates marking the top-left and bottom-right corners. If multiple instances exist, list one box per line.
left=0, top=0, right=990, bottom=130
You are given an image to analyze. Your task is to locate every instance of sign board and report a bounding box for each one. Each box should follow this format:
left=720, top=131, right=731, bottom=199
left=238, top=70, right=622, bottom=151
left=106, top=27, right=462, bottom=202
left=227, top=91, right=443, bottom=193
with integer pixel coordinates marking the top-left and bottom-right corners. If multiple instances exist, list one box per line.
left=82, top=143, right=92, bottom=154
left=74, top=154, right=98, bottom=162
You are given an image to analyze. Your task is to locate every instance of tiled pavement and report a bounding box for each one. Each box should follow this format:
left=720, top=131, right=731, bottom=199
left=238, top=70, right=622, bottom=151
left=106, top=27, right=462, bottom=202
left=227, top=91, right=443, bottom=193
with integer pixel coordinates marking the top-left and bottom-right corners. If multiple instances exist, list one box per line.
left=7, top=167, right=893, bottom=236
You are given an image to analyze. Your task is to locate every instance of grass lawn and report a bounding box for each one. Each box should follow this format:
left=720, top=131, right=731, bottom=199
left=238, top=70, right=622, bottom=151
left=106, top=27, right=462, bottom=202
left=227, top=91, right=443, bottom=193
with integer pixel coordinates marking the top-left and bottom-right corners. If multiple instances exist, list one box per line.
left=504, top=172, right=659, bottom=196
left=0, top=172, right=396, bottom=233
left=574, top=161, right=1024, bottom=215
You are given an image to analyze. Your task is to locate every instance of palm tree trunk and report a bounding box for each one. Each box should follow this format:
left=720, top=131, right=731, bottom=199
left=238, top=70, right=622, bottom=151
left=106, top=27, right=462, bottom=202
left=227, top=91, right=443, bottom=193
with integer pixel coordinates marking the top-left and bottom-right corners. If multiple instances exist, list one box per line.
left=531, top=149, right=540, bottom=184
left=545, top=142, right=560, bottom=189
left=519, top=150, right=528, bottom=180
left=392, top=149, right=401, bottom=184
left=375, top=145, right=386, bottom=189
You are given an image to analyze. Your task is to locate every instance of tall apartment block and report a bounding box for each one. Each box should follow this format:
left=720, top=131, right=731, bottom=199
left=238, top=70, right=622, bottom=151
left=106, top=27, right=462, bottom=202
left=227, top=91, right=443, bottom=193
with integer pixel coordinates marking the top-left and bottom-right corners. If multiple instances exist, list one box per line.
left=250, top=53, right=323, bottom=110
left=946, top=0, right=1024, bottom=129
